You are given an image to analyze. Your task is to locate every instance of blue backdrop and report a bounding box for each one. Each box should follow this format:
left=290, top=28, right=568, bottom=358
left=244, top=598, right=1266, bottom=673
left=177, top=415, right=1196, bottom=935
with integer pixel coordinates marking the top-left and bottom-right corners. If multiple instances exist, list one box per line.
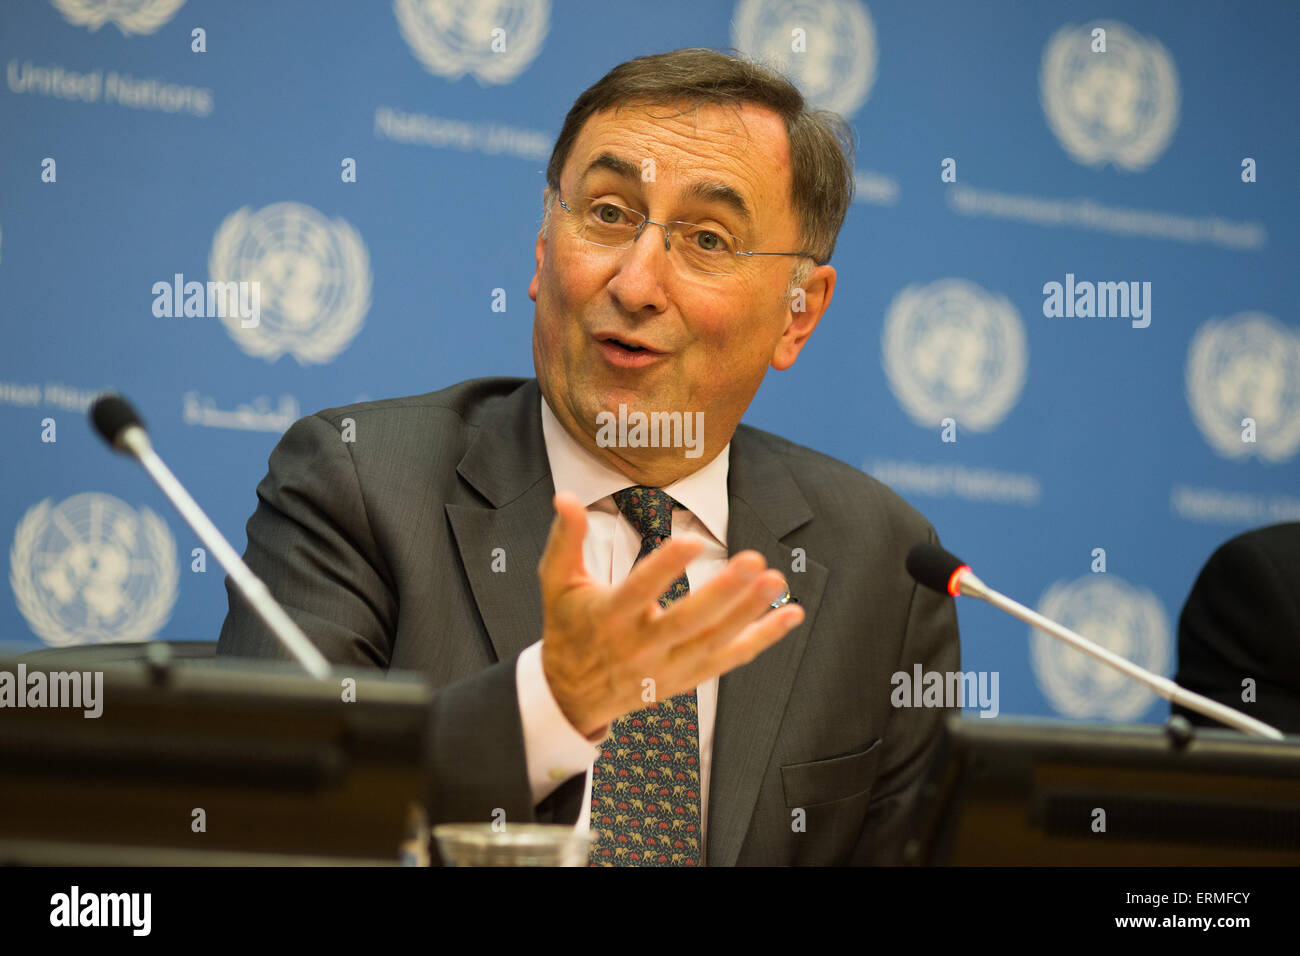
left=2, top=0, right=1297, bottom=724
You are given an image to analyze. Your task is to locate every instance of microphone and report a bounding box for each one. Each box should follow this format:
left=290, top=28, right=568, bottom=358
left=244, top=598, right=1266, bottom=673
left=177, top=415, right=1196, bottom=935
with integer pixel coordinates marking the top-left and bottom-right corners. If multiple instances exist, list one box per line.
left=906, top=543, right=976, bottom=598
left=90, top=394, right=331, bottom=680
left=906, top=542, right=1283, bottom=739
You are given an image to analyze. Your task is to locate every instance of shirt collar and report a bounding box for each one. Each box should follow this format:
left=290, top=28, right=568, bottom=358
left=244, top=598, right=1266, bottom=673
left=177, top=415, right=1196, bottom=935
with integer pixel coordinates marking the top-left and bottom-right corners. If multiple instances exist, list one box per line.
left=539, top=392, right=730, bottom=545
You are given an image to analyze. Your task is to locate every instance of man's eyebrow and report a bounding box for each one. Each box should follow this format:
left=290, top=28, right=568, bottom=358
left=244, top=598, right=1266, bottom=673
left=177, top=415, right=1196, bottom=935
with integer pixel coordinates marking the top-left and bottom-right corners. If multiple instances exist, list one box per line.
left=580, top=153, right=641, bottom=184
left=681, top=179, right=753, bottom=231
left=579, top=152, right=755, bottom=230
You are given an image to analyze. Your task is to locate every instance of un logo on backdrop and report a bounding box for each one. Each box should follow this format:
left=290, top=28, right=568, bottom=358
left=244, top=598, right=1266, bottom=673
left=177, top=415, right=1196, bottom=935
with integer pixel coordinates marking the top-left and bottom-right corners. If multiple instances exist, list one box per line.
left=1040, top=20, right=1179, bottom=172
left=50, top=0, right=186, bottom=36
left=1186, top=313, right=1300, bottom=463
left=731, top=0, right=877, bottom=118
left=10, top=494, right=178, bottom=647
left=882, top=278, right=1027, bottom=431
left=210, top=202, right=371, bottom=365
left=1030, top=576, right=1169, bottom=721
left=394, top=0, right=550, bottom=85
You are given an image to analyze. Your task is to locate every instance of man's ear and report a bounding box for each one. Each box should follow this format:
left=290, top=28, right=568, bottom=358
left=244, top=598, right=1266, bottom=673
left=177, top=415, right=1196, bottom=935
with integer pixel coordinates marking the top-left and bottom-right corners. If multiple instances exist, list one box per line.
left=529, top=186, right=550, bottom=303
left=771, top=264, right=835, bottom=371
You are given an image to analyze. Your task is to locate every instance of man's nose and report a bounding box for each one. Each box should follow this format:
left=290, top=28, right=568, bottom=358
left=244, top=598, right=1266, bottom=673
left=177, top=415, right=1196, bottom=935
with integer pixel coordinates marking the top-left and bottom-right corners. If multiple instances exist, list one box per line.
left=608, top=223, right=672, bottom=311
left=633, top=218, right=672, bottom=251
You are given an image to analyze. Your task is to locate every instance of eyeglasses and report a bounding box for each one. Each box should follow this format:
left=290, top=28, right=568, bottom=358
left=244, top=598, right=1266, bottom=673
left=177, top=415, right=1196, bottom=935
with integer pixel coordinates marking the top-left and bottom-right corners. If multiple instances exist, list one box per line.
left=555, top=193, right=821, bottom=278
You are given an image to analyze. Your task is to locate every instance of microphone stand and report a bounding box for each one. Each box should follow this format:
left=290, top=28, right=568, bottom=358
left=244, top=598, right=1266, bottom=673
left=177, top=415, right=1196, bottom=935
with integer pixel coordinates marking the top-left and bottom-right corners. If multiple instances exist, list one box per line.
left=116, top=423, right=331, bottom=680
left=954, top=567, right=1283, bottom=740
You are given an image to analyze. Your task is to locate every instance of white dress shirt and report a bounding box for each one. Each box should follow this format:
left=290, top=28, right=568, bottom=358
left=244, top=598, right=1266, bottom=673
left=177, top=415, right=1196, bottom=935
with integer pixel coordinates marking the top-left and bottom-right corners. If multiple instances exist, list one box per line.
left=514, top=394, right=730, bottom=848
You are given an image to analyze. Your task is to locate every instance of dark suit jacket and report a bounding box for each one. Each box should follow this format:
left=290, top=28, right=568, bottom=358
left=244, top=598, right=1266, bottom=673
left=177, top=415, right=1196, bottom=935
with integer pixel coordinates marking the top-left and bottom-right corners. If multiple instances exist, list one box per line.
left=1173, top=522, right=1300, bottom=734
left=217, top=377, right=960, bottom=864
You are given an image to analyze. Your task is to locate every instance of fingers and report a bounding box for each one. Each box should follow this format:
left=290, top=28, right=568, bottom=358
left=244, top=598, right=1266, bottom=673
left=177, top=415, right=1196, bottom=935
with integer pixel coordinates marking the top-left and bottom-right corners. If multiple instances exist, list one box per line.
left=708, top=604, right=806, bottom=675
left=615, top=535, right=704, bottom=613
left=538, top=492, right=590, bottom=603
left=653, top=550, right=779, bottom=645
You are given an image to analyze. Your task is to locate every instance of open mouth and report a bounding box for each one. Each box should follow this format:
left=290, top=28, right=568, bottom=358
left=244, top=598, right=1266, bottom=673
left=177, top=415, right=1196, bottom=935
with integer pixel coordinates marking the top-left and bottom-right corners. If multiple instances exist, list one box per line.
left=598, top=334, right=660, bottom=354
left=595, top=334, right=665, bottom=366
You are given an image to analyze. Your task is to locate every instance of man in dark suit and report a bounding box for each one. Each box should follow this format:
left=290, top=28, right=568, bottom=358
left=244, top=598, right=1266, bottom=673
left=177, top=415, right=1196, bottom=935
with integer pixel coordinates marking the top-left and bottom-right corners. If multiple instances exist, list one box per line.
left=1173, top=522, right=1300, bottom=734
left=218, top=48, right=960, bottom=865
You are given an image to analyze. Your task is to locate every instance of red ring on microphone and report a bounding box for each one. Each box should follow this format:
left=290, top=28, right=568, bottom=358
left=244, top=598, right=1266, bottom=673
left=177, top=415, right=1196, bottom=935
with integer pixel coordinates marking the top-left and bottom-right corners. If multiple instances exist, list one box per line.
left=947, top=565, right=970, bottom=597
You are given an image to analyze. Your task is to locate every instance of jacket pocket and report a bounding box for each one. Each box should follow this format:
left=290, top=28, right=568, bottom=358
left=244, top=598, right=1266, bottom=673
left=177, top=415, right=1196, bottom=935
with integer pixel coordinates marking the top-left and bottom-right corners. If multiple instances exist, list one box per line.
left=781, top=738, right=883, bottom=808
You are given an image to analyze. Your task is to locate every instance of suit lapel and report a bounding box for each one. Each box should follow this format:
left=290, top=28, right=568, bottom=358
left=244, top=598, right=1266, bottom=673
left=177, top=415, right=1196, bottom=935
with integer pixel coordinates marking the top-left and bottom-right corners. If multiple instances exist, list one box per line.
left=706, top=428, right=828, bottom=867
left=445, top=379, right=555, bottom=668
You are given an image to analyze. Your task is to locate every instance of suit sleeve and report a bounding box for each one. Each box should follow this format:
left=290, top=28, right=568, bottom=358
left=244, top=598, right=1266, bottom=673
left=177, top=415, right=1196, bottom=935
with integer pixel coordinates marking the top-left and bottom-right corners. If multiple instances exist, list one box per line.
left=1173, top=529, right=1300, bottom=734
left=215, top=413, right=540, bottom=831
left=852, top=524, right=961, bottom=864
left=217, top=412, right=397, bottom=666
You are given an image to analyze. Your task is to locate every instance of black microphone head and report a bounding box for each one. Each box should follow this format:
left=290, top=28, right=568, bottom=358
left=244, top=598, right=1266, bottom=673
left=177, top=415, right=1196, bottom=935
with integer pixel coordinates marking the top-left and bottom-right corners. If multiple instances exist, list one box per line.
left=90, top=394, right=145, bottom=451
left=906, top=542, right=967, bottom=594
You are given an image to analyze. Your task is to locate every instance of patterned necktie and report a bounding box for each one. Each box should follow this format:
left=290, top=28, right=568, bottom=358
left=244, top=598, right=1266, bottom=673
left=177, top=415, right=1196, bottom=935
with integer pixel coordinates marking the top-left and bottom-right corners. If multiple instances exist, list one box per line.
left=587, top=486, right=702, bottom=867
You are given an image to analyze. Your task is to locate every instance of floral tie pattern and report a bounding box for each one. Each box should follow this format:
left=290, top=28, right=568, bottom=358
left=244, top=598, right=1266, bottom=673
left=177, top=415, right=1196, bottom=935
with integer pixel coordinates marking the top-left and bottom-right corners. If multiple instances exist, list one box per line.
left=587, top=486, right=702, bottom=866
